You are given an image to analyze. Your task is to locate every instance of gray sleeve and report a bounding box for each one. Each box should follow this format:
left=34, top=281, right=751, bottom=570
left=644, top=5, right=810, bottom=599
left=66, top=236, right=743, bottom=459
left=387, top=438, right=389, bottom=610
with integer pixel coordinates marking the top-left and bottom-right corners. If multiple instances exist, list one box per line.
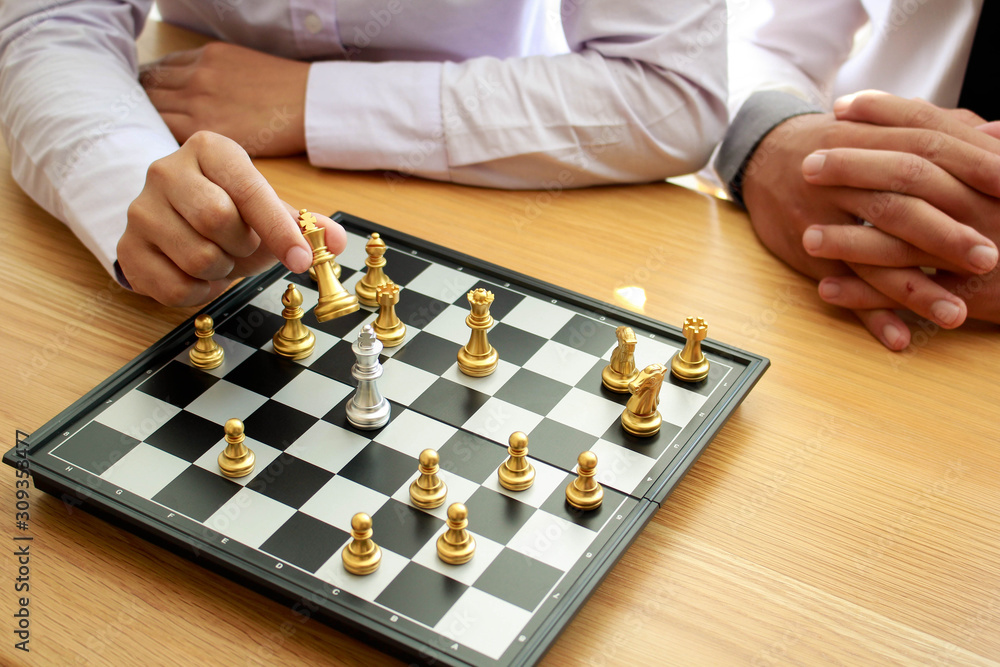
left=714, top=90, right=822, bottom=207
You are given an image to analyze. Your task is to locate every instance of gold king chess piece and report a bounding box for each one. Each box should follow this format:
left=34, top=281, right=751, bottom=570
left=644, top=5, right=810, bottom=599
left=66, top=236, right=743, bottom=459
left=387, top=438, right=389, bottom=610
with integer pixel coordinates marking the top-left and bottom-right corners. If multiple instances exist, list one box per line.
left=272, top=284, right=316, bottom=360
left=342, top=512, right=382, bottom=575
left=601, top=326, right=639, bottom=393
left=373, top=282, right=406, bottom=347
left=218, top=418, right=255, bottom=478
left=565, top=451, right=603, bottom=511
left=356, top=232, right=392, bottom=307
left=189, top=314, right=224, bottom=369
left=670, top=316, right=710, bottom=382
left=621, top=363, right=667, bottom=437
left=298, top=209, right=359, bottom=322
left=457, top=288, right=498, bottom=377
left=498, top=431, right=535, bottom=491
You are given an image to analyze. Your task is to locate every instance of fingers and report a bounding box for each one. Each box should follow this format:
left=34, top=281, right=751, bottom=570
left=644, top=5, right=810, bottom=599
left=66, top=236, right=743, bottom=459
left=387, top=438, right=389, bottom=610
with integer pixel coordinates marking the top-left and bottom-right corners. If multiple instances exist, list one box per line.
left=139, top=48, right=202, bottom=90
left=977, top=121, right=1000, bottom=140
left=116, top=235, right=231, bottom=307
left=803, top=224, right=954, bottom=270
left=800, top=149, right=998, bottom=273
left=854, top=308, right=912, bottom=351
left=844, top=264, right=967, bottom=328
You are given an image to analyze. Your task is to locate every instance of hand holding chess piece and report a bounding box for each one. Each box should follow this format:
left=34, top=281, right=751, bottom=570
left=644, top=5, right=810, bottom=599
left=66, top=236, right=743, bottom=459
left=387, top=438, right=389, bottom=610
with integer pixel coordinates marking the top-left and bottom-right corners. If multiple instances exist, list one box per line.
left=299, top=209, right=359, bottom=322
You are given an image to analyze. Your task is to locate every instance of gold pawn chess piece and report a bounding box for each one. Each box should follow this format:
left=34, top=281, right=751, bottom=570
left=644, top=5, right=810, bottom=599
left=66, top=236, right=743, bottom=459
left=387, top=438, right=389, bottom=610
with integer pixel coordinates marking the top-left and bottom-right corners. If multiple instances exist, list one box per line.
left=498, top=431, right=535, bottom=491
left=373, top=282, right=406, bottom=347
left=621, top=363, right=667, bottom=437
left=218, top=418, right=255, bottom=478
left=298, top=209, right=359, bottom=322
left=437, top=503, right=476, bottom=565
left=565, top=451, right=603, bottom=511
left=342, top=512, right=382, bottom=575
left=272, top=284, right=316, bottom=360
left=355, top=233, right=391, bottom=307
left=409, top=449, right=448, bottom=509
left=457, top=288, right=498, bottom=377
left=670, top=316, right=710, bottom=382
left=601, top=326, right=639, bottom=393
left=189, top=314, right=224, bottom=369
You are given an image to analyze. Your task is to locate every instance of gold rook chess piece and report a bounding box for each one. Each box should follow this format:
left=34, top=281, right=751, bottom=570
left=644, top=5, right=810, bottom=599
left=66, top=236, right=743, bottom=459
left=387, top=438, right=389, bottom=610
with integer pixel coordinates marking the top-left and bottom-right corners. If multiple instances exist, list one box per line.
left=457, top=288, right=498, bottom=377
left=621, top=363, right=666, bottom=437
left=437, top=503, right=476, bottom=565
left=218, top=418, right=255, bottom=478
left=298, top=209, right=359, bottom=322
left=498, top=431, right=535, bottom=491
left=342, top=512, right=382, bottom=575
left=355, top=233, right=391, bottom=307
left=373, top=282, right=406, bottom=347
left=189, top=314, right=224, bottom=369
left=409, top=449, right=448, bottom=509
left=565, top=451, right=603, bottom=511
left=272, top=284, right=316, bottom=360
left=601, top=326, right=639, bottom=393
left=670, top=316, right=710, bottom=382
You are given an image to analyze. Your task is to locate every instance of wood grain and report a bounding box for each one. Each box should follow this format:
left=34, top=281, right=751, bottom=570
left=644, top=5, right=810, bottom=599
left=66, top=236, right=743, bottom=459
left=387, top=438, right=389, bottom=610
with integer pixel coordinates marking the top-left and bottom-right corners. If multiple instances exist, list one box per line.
left=0, top=19, right=997, bottom=667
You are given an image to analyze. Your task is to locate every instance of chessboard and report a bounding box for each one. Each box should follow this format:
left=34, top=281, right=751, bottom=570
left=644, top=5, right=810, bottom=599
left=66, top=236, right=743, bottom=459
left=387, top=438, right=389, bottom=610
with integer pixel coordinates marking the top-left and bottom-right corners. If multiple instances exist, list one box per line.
left=4, top=212, right=768, bottom=666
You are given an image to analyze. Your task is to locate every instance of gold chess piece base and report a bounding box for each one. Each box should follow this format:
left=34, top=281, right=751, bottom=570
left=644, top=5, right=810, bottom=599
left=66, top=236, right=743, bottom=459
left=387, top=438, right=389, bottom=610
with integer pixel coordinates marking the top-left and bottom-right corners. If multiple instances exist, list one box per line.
left=273, top=329, right=316, bottom=360
left=670, top=353, right=709, bottom=382
left=565, top=451, right=603, bottom=511
left=621, top=409, right=662, bottom=437
left=457, top=346, right=498, bottom=377
left=342, top=513, right=382, bottom=575
left=601, top=365, right=637, bottom=393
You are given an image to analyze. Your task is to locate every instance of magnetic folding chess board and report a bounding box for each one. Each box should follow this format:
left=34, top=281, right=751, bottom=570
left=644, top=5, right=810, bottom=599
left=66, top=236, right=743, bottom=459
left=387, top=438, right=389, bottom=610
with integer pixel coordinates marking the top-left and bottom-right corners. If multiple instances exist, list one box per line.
left=4, top=213, right=769, bottom=666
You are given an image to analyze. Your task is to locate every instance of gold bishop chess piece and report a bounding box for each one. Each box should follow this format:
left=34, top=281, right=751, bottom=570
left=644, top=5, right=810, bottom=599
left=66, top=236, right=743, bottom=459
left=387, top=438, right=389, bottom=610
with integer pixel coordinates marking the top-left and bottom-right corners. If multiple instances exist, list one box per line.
left=298, top=209, right=359, bottom=322
left=355, top=232, right=392, bottom=307
left=670, top=316, right=710, bottom=382
left=218, top=418, right=255, bottom=478
left=189, top=314, right=224, bottom=369
left=457, top=288, right=498, bottom=377
left=601, top=326, right=639, bottom=393
left=621, top=363, right=667, bottom=437
left=409, top=449, right=448, bottom=509
left=437, top=503, right=476, bottom=565
left=373, top=282, right=406, bottom=347
left=565, top=451, right=603, bottom=511
left=272, top=284, right=316, bottom=360
left=498, top=431, right=535, bottom=491
left=342, top=512, right=382, bottom=575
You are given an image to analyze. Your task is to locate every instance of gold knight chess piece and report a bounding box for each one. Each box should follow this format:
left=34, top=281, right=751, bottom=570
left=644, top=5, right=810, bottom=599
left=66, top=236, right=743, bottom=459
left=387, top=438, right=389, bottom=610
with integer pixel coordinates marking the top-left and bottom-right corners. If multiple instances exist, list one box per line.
left=670, top=316, right=710, bottom=382
left=601, top=326, right=639, bottom=393
left=457, top=288, right=498, bottom=377
left=298, top=209, right=359, bottom=322
left=621, top=363, right=667, bottom=437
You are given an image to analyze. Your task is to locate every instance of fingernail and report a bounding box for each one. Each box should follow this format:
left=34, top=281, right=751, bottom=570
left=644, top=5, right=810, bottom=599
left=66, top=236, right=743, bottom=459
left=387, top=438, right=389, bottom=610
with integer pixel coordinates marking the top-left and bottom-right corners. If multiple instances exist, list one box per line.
left=818, top=280, right=840, bottom=299
left=803, top=228, right=824, bottom=253
left=285, top=245, right=312, bottom=273
left=882, top=324, right=903, bottom=349
left=802, top=152, right=826, bottom=176
left=968, top=244, right=999, bottom=272
left=931, top=299, right=961, bottom=326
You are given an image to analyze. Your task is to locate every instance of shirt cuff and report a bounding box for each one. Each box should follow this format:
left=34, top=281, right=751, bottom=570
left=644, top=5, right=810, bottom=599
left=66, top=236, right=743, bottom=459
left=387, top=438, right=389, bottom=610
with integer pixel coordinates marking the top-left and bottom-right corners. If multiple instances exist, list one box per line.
left=304, top=60, right=449, bottom=180
left=714, top=90, right=822, bottom=208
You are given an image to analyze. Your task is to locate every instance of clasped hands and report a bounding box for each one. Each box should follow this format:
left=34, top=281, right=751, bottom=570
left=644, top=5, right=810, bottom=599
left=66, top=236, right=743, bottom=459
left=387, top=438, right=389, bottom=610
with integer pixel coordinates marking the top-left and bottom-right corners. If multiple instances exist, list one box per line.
left=743, top=91, right=1000, bottom=350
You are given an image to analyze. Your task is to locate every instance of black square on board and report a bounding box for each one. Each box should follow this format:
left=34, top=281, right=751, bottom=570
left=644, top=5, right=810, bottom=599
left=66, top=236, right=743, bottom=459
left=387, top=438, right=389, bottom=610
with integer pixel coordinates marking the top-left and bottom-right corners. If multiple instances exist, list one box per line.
left=394, top=290, right=449, bottom=329
left=151, top=466, right=242, bottom=522
left=246, top=455, right=333, bottom=508
left=539, top=480, right=627, bottom=531
left=463, top=487, right=536, bottom=544
left=484, top=323, right=547, bottom=367
left=225, top=350, right=305, bottom=397
left=370, top=499, right=445, bottom=559
left=574, top=359, right=630, bottom=406
left=494, top=368, right=572, bottom=415
left=337, top=442, right=417, bottom=496
left=527, top=419, right=601, bottom=471
left=138, top=360, right=218, bottom=408
left=243, top=400, right=318, bottom=450
left=600, top=420, right=680, bottom=460
left=216, top=305, right=285, bottom=349
left=409, top=379, right=490, bottom=430
left=382, top=247, right=432, bottom=286
left=145, top=410, right=222, bottom=462
left=552, top=314, right=617, bottom=357
left=474, top=548, right=562, bottom=611
left=437, top=431, right=508, bottom=484
left=390, top=332, right=459, bottom=375
left=323, top=396, right=403, bottom=434
left=259, top=511, right=349, bottom=573
left=376, top=562, right=468, bottom=627
left=304, top=306, right=371, bottom=339
left=310, top=340, right=359, bottom=386
left=665, top=359, right=725, bottom=397
left=452, top=281, right=524, bottom=320
left=53, top=422, right=141, bottom=476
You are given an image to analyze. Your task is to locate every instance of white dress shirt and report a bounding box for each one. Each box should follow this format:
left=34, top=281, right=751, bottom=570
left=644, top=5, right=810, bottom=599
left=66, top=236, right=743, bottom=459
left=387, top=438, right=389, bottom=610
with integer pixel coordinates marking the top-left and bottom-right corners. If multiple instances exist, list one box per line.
left=0, top=0, right=727, bottom=279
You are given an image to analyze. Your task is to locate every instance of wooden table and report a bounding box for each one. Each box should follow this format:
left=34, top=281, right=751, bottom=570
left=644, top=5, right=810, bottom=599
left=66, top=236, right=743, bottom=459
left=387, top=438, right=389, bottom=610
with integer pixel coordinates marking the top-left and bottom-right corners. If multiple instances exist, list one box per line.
left=1, top=19, right=998, bottom=667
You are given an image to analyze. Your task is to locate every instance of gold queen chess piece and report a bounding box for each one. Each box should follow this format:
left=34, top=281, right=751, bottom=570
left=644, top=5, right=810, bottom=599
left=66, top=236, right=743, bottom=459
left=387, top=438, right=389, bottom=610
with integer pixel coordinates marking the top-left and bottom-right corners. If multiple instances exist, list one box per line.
left=601, top=326, right=639, bottom=393
left=621, top=363, right=667, bottom=437
left=670, top=316, right=710, bottom=382
left=457, top=288, right=498, bottom=377
left=272, top=284, right=316, bottom=360
left=355, top=232, right=392, bottom=307
left=298, top=209, right=359, bottom=322
left=189, top=314, right=224, bottom=369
